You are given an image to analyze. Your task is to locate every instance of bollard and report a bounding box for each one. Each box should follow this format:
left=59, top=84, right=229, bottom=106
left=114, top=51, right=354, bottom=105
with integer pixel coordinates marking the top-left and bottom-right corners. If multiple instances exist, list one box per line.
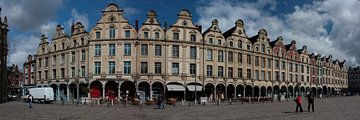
left=189, top=102, right=191, bottom=107
left=203, top=102, right=205, bottom=106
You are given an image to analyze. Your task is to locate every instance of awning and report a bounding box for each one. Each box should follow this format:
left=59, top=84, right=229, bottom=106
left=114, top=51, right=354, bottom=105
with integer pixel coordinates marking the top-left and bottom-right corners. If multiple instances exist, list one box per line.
left=187, top=85, right=203, bottom=92
left=167, top=85, right=185, bottom=91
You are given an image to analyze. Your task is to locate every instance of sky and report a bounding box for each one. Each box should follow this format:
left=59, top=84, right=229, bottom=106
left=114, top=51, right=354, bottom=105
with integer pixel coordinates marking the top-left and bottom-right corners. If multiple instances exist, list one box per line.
left=0, top=0, right=360, bottom=70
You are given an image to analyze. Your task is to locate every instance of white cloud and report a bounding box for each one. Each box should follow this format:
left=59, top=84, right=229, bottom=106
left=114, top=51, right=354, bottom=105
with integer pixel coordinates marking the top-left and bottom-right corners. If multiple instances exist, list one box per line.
left=66, top=8, right=89, bottom=30
left=196, top=0, right=360, bottom=66
left=8, top=35, right=39, bottom=66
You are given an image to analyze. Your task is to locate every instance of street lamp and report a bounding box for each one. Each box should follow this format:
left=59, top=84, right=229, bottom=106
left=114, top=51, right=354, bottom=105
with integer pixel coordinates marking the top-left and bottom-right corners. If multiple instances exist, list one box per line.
left=74, top=42, right=80, bottom=106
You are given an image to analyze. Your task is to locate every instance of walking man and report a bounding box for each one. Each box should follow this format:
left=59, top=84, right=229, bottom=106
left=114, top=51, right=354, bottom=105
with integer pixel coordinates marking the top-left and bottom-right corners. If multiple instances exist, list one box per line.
left=60, top=92, right=65, bottom=106
left=28, top=94, right=33, bottom=108
left=157, top=95, right=165, bottom=109
left=295, top=95, right=303, bottom=112
left=307, top=93, right=315, bottom=112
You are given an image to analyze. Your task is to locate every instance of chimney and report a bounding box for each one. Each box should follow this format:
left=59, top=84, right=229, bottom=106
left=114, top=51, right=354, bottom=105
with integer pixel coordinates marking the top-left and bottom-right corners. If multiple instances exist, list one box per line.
left=198, top=25, right=202, bottom=33
left=135, top=20, right=139, bottom=32
left=71, top=21, right=74, bottom=34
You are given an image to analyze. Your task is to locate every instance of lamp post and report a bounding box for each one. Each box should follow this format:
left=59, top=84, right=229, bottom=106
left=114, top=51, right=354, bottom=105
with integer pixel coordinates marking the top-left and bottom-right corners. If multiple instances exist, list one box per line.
left=74, top=42, right=80, bottom=106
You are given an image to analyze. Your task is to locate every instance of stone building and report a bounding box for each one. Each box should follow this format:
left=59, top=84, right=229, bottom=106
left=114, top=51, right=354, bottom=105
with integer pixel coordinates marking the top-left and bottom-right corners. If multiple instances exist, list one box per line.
left=34, top=3, right=348, bottom=102
left=348, top=66, right=360, bottom=95
left=7, top=64, right=23, bottom=96
left=23, top=55, right=36, bottom=86
left=0, top=8, right=9, bottom=103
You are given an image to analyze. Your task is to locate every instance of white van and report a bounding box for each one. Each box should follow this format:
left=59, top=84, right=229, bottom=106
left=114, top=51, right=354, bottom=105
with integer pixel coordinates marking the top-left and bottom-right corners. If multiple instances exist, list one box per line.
left=28, top=87, right=55, bottom=103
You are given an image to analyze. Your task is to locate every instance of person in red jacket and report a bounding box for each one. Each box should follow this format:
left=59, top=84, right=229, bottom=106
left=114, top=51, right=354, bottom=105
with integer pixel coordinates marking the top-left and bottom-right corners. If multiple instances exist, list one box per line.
left=295, top=95, right=303, bottom=112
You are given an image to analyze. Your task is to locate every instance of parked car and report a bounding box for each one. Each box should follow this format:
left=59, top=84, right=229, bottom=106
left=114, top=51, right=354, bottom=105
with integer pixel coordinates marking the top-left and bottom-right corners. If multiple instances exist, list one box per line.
left=7, top=94, right=17, bottom=101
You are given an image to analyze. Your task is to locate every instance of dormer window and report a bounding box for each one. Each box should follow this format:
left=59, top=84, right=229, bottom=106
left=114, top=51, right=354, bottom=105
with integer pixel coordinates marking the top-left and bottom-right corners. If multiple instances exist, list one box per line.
left=96, top=32, right=101, bottom=39
left=173, top=33, right=179, bottom=40
left=144, top=32, right=149, bottom=39
left=54, top=45, right=56, bottom=51
left=62, top=43, right=65, bottom=49
left=238, top=41, right=242, bottom=48
left=109, top=26, right=115, bottom=38
left=218, top=40, right=221, bottom=45
left=247, top=45, right=250, bottom=50
left=81, top=38, right=84, bottom=45
left=155, top=32, right=160, bottom=39
left=229, top=41, right=233, bottom=47
left=125, top=30, right=131, bottom=38
left=191, top=35, right=196, bottom=42
left=209, top=38, right=213, bottom=44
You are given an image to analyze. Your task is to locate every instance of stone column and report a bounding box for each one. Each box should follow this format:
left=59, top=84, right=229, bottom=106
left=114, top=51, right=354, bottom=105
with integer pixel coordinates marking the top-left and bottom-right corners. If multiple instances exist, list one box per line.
left=102, top=83, right=105, bottom=100
left=150, top=84, right=153, bottom=99
left=57, top=85, right=60, bottom=101
left=243, top=86, right=245, bottom=97
left=66, top=85, right=70, bottom=101
left=234, top=87, right=237, bottom=98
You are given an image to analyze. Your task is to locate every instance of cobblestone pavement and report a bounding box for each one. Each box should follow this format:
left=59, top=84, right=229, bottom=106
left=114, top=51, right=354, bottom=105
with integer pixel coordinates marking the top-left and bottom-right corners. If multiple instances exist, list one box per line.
left=1, top=96, right=360, bottom=120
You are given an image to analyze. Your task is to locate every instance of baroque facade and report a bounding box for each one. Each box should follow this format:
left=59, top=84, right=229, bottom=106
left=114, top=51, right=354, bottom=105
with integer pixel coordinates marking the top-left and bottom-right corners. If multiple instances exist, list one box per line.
left=34, top=3, right=348, bottom=102
left=348, top=67, right=360, bottom=95
left=0, top=11, right=9, bottom=103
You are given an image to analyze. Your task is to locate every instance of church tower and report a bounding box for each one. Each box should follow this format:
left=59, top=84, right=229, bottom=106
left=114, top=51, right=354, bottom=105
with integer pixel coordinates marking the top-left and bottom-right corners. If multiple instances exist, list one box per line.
left=0, top=7, right=9, bottom=103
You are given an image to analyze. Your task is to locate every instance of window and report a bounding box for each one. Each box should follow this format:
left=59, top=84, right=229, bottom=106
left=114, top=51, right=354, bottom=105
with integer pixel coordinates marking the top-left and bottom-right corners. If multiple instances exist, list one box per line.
left=190, top=46, right=196, bottom=59
left=124, top=43, right=131, bottom=56
left=307, top=66, right=310, bottom=74
left=155, top=62, right=161, bottom=74
left=81, top=38, right=84, bottom=45
left=255, top=70, right=259, bottom=79
left=61, top=68, right=65, bottom=78
left=238, top=53, right=242, bottom=63
left=267, top=71, right=271, bottom=80
left=267, top=58, right=271, bottom=68
left=53, top=55, right=56, bottom=64
left=95, top=62, right=101, bottom=74
left=218, top=50, right=224, bottom=62
left=247, top=69, right=251, bottom=79
left=228, top=52, right=233, bottom=62
left=247, top=45, right=251, bottom=50
left=207, top=65, right=212, bottom=77
left=61, top=54, right=65, bottom=64
left=275, top=60, right=279, bottom=68
left=255, top=56, right=259, bottom=66
left=295, top=64, right=298, bottom=72
left=71, top=67, right=75, bottom=78
left=261, top=71, right=265, bottom=80
left=73, top=40, right=77, bottom=46
left=172, top=45, right=179, bottom=58
left=45, top=71, right=48, bottom=79
left=81, top=50, right=86, bottom=61
left=95, top=44, right=101, bottom=56
left=144, top=32, right=149, bottom=39
left=38, top=71, right=41, bottom=79
left=238, top=41, right=242, bottom=48
left=275, top=71, right=279, bottom=81
left=81, top=66, right=85, bottom=77
left=209, top=38, right=213, bottom=44
left=45, top=57, right=48, bottom=67
left=71, top=52, right=75, bottom=63
left=53, top=69, right=56, bottom=79
left=125, top=30, right=130, bottom=38
left=54, top=45, right=56, bottom=51
left=96, top=32, right=101, bottom=39
left=301, top=75, right=304, bottom=82
left=173, top=33, right=179, bottom=40
left=191, top=35, right=196, bottom=42
left=172, top=63, right=179, bottom=75
left=190, top=64, right=196, bottom=75
left=261, top=57, right=265, bottom=67
left=109, top=26, right=115, bottom=38
left=289, top=63, right=293, bottom=72
left=141, top=44, right=148, bottom=55
left=109, top=61, right=115, bottom=74
left=62, top=42, right=65, bottom=49
left=228, top=67, right=233, bottom=78
left=207, top=49, right=212, bottom=60
left=301, top=65, right=304, bottom=73
left=247, top=54, right=251, bottom=65
left=109, top=44, right=116, bottom=56
left=295, top=74, right=298, bottom=82
left=141, top=62, right=148, bottom=74
left=290, top=74, right=293, bottom=82
left=218, top=66, right=224, bottom=77
left=124, top=61, right=131, bottom=74
left=229, top=41, right=233, bottom=47
left=38, top=58, right=42, bottom=67
left=155, top=32, right=160, bottom=39
left=238, top=68, right=242, bottom=78
left=282, top=72, right=285, bottom=81
left=282, top=61, right=285, bottom=69
left=218, top=40, right=221, bottom=45
left=155, top=44, right=162, bottom=56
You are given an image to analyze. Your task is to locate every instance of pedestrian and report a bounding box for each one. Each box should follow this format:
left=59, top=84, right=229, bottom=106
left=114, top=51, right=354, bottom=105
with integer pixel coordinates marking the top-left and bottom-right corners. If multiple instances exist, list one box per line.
left=28, top=94, right=33, bottom=108
left=157, top=95, right=165, bottom=109
left=295, top=95, right=303, bottom=112
left=306, top=93, right=315, bottom=112
left=60, top=92, right=65, bottom=106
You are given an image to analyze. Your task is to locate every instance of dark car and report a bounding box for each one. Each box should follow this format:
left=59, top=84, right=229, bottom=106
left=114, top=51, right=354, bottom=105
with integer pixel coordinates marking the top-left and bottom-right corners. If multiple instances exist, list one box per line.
left=7, top=94, right=17, bottom=101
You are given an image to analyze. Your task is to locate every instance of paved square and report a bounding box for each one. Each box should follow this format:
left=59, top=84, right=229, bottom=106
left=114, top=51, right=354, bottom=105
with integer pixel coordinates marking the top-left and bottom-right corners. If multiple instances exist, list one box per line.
left=1, top=96, right=359, bottom=120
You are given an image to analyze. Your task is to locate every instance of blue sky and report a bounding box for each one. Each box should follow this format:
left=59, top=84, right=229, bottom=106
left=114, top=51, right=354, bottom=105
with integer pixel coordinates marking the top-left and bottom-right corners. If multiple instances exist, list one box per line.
left=1, top=0, right=360, bottom=69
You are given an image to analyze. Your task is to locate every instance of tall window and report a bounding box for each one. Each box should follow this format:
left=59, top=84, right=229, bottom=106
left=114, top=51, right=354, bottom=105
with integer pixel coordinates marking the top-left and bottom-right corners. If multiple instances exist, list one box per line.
left=124, top=43, right=131, bottom=56
left=229, top=41, right=233, bottom=47
left=261, top=71, right=265, bottom=80
left=247, top=54, right=251, bottom=65
left=190, top=64, right=196, bottom=75
left=53, top=69, right=56, bottom=79
left=275, top=71, right=279, bottom=81
left=71, top=52, right=75, bottom=63
left=95, top=62, right=101, bottom=74
left=124, top=61, right=131, bottom=74
left=45, top=70, right=48, bottom=79
left=261, top=44, right=265, bottom=53
left=290, top=74, right=293, bottom=82
left=238, top=68, right=242, bottom=78
left=267, top=58, right=271, bottom=68
left=207, top=49, right=212, bottom=60
left=155, top=62, right=161, bottom=74
left=295, top=64, right=298, bottom=72
left=247, top=69, right=251, bottom=79
left=282, top=72, right=285, bottom=81
left=109, top=26, right=115, bottom=38
left=155, top=44, right=162, bottom=56
left=238, top=41, right=242, bottom=48
left=261, top=57, right=265, bottom=67
left=125, top=30, right=130, bottom=38
left=289, top=63, right=293, bottom=72
left=282, top=61, right=285, bottom=69
left=81, top=66, right=85, bottom=77
left=61, top=68, right=65, bottom=78
left=190, top=46, right=196, bottom=59
left=218, top=66, right=224, bottom=77
left=81, top=38, right=84, bottom=45
left=61, top=54, right=65, bottom=64
left=228, top=67, right=233, bottom=78
left=295, top=74, right=298, bottom=82
left=53, top=55, right=56, bottom=64
left=45, top=57, right=48, bottom=67
left=144, top=32, right=149, bottom=39
left=109, top=44, right=116, bottom=56
left=172, top=63, right=179, bottom=75
left=81, top=50, right=86, bottom=61
left=96, top=32, right=101, bottom=39
left=218, top=50, right=224, bottom=62
left=109, top=61, right=115, bottom=74
left=301, top=65, right=304, bottom=73
left=173, top=33, right=179, bottom=40
left=141, top=44, right=148, bottom=55
left=141, top=62, right=148, bottom=74
left=95, top=44, right=101, bottom=56
left=172, top=45, right=179, bottom=58
left=218, top=39, right=221, bottom=45
left=207, top=65, right=212, bottom=76
left=209, top=38, right=213, bottom=44
left=267, top=71, right=271, bottom=80
left=255, top=56, right=259, bottom=66
left=275, top=60, right=279, bottom=68
left=71, top=67, right=75, bottom=77
left=155, top=32, right=160, bottom=39
left=238, top=53, right=242, bottom=63
left=255, top=70, right=259, bottom=79
left=191, top=35, right=196, bottom=42
left=228, top=52, right=233, bottom=62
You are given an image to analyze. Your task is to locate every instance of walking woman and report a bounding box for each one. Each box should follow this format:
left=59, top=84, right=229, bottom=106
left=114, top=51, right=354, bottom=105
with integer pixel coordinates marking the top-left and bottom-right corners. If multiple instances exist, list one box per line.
left=295, top=95, right=303, bottom=112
